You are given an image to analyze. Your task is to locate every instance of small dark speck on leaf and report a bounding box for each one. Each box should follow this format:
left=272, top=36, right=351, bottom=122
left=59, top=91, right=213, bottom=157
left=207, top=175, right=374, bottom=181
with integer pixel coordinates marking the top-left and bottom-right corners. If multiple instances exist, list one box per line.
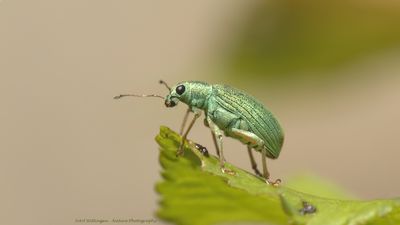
left=299, top=201, right=317, bottom=215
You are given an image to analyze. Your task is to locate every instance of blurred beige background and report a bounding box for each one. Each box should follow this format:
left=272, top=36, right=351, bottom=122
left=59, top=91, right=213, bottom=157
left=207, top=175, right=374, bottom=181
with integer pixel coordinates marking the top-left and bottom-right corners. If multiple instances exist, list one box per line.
left=1, top=1, right=400, bottom=225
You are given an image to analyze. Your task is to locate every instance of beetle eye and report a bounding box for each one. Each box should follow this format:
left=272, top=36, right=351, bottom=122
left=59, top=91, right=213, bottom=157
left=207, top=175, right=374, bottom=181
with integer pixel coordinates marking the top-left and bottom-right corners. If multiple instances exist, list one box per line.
left=175, top=85, right=185, bottom=95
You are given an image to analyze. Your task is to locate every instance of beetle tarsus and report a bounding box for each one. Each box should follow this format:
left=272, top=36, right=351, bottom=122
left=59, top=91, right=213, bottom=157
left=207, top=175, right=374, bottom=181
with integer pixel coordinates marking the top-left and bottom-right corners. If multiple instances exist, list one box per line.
left=176, top=144, right=184, bottom=157
left=176, top=150, right=184, bottom=157
left=221, top=166, right=236, bottom=175
left=266, top=178, right=281, bottom=186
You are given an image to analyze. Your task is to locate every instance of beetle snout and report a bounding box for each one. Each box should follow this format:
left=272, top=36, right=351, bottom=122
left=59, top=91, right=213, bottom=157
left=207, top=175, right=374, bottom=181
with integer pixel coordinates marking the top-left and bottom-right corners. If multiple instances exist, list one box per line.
left=165, top=98, right=176, bottom=107
left=165, top=100, right=175, bottom=107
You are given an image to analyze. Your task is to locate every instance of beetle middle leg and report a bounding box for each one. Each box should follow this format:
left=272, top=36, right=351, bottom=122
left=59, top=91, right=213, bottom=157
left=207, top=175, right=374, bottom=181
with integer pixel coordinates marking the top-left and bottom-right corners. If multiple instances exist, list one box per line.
left=203, top=118, right=220, bottom=157
left=177, top=110, right=201, bottom=156
left=210, top=131, right=220, bottom=157
left=206, top=116, right=234, bottom=175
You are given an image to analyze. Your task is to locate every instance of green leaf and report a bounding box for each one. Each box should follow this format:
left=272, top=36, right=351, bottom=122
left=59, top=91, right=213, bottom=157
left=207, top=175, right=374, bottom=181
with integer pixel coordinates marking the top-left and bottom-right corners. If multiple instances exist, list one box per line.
left=155, top=126, right=400, bottom=225
left=284, top=174, right=355, bottom=200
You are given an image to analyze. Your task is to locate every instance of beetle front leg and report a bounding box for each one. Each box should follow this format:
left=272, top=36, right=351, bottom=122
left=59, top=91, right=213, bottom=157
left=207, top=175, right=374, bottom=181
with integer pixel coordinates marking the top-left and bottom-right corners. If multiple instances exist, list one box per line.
left=180, top=108, right=191, bottom=135
left=177, top=110, right=201, bottom=156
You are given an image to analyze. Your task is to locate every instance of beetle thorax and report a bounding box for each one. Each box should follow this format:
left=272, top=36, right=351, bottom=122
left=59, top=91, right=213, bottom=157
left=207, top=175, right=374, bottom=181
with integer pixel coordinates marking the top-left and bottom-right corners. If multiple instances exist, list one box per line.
left=181, top=82, right=212, bottom=110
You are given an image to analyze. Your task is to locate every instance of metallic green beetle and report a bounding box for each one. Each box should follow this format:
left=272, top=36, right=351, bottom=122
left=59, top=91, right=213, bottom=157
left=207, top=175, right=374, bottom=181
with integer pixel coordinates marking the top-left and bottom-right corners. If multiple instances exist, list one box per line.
left=115, top=80, right=284, bottom=184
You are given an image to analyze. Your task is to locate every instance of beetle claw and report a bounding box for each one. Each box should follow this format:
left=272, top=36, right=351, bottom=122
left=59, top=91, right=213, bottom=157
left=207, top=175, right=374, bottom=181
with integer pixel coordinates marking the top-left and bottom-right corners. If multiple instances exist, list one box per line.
left=266, top=178, right=281, bottom=186
left=176, top=146, right=184, bottom=157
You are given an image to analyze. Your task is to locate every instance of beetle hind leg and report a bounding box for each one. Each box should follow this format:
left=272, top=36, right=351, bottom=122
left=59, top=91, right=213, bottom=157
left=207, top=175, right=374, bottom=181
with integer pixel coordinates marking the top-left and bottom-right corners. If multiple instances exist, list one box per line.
left=231, top=128, right=280, bottom=185
left=247, top=146, right=262, bottom=177
left=230, top=128, right=265, bottom=176
left=261, top=147, right=281, bottom=186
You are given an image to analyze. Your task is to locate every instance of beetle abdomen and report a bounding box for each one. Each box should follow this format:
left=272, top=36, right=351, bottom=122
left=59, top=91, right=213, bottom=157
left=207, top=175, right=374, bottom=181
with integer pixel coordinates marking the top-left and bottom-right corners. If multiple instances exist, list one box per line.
left=212, top=84, right=284, bottom=158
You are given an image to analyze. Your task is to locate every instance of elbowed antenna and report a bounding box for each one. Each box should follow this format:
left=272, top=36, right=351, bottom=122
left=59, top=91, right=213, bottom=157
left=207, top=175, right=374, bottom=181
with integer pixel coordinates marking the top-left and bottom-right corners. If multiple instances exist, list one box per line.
left=159, top=80, right=171, bottom=91
left=113, top=94, right=164, bottom=99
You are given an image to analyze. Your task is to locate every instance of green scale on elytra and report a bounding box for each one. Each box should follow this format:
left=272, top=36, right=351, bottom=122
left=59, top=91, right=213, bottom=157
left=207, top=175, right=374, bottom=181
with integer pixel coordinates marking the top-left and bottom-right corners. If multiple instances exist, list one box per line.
left=115, top=80, right=284, bottom=184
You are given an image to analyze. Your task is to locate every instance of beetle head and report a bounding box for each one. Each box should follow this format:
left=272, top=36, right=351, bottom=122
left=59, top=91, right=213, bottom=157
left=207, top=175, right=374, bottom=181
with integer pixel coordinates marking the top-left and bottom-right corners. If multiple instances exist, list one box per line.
left=164, top=83, right=186, bottom=108
left=164, top=81, right=212, bottom=109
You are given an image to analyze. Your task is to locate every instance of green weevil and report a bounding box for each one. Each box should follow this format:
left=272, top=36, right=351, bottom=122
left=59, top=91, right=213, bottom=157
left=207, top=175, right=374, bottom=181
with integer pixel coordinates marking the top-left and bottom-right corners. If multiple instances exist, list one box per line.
left=115, top=80, right=284, bottom=184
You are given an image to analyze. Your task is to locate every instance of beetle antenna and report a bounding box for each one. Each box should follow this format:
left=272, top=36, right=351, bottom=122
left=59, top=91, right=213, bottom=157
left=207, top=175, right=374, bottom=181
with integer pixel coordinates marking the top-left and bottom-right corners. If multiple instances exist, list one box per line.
left=159, top=80, right=171, bottom=91
left=114, top=94, right=164, bottom=100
